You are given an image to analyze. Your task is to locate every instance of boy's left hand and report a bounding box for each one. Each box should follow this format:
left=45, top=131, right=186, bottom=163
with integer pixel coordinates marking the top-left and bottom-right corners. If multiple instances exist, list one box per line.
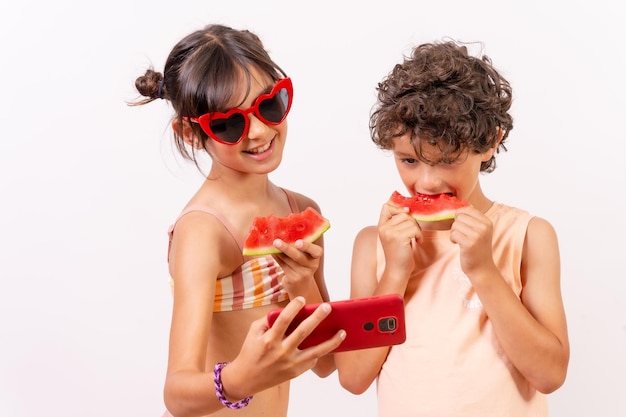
left=449, top=206, right=496, bottom=278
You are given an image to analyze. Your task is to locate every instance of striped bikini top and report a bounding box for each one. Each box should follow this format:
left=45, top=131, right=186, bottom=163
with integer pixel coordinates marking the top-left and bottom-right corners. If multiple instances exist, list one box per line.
left=167, top=189, right=298, bottom=312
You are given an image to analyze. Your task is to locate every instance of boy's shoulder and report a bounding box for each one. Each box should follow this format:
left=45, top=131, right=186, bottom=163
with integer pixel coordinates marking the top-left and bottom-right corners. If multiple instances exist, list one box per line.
left=488, top=202, right=556, bottom=235
left=489, top=201, right=531, bottom=218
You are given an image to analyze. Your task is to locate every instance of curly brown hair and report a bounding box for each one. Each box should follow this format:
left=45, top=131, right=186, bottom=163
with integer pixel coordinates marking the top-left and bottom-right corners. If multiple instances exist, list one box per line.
left=130, top=24, right=287, bottom=168
left=370, top=40, right=513, bottom=172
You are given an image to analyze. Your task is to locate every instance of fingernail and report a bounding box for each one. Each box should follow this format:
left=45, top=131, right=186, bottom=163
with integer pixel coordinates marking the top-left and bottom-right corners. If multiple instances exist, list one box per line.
left=273, top=239, right=282, bottom=248
left=295, top=240, right=303, bottom=249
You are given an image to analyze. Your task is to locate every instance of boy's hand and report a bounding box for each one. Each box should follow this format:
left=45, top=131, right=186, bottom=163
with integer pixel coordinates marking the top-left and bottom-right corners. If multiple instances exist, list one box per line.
left=450, top=206, right=497, bottom=278
left=378, top=203, right=421, bottom=275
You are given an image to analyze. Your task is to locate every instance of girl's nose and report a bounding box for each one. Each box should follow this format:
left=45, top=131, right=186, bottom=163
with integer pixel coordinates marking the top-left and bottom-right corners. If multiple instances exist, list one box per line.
left=246, top=113, right=272, bottom=140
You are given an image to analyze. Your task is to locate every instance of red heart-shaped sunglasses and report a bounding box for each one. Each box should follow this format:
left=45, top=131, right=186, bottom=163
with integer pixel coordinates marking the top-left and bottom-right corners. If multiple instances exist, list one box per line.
left=187, top=77, right=293, bottom=145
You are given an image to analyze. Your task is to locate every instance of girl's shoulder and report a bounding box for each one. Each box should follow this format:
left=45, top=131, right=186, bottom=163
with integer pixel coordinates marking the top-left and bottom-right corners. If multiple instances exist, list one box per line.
left=280, top=187, right=322, bottom=213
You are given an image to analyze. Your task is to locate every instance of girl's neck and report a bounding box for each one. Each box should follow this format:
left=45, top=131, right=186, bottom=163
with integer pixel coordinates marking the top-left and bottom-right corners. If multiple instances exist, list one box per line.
left=205, top=162, right=275, bottom=194
left=206, top=173, right=276, bottom=199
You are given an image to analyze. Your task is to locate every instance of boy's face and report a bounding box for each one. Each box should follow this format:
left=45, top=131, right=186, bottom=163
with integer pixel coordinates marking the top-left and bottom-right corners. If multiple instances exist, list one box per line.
left=391, top=133, right=494, bottom=204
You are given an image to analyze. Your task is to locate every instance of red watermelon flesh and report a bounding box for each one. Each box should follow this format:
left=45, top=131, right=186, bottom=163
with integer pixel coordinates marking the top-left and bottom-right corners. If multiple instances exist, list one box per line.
left=242, top=207, right=331, bottom=256
left=388, top=191, right=470, bottom=221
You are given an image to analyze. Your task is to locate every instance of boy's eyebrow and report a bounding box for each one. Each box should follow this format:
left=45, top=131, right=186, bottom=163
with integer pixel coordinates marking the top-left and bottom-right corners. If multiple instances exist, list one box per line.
left=393, top=150, right=416, bottom=158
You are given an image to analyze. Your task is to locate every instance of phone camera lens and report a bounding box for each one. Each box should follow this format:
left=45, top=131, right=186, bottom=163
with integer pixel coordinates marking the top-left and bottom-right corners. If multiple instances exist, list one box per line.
left=378, top=317, right=397, bottom=332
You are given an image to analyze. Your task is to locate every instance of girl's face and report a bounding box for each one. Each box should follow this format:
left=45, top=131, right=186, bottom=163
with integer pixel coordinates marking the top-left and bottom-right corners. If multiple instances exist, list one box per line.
left=392, top=133, right=495, bottom=207
left=204, top=68, right=288, bottom=176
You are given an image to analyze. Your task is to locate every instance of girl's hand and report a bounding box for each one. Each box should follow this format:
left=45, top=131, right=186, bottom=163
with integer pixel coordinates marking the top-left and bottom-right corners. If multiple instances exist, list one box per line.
left=378, top=203, right=421, bottom=276
left=449, top=206, right=497, bottom=279
left=221, top=297, right=345, bottom=400
left=272, top=239, right=322, bottom=297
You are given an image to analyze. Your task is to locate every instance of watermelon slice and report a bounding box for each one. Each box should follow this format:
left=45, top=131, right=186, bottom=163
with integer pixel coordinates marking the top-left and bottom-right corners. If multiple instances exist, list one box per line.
left=242, top=207, right=331, bottom=256
left=388, top=191, right=470, bottom=221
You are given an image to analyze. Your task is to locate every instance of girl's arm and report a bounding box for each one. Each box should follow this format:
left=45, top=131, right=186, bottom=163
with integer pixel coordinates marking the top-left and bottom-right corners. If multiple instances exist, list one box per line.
left=272, top=197, right=335, bottom=377
left=274, top=236, right=337, bottom=377
left=163, top=213, right=345, bottom=417
left=306, top=233, right=337, bottom=377
left=452, top=208, right=570, bottom=393
left=163, top=212, right=233, bottom=416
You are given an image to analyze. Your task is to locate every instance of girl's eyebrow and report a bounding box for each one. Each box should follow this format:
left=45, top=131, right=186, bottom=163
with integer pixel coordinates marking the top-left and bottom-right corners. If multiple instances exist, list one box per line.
left=245, top=79, right=278, bottom=104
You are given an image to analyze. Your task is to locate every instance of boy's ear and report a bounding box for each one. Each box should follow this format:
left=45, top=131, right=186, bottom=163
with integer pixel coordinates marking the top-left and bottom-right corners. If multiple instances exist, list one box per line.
left=482, top=128, right=504, bottom=161
left=172, top=119, right=203, bottom=149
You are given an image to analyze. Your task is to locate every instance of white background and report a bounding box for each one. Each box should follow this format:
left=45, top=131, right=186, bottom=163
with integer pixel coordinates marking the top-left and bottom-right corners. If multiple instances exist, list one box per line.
left=1, top=1, right=624, bottom=416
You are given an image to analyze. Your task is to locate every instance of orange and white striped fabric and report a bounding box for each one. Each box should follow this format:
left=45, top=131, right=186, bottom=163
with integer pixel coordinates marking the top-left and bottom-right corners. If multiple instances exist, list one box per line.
left=166, top=188, right=299, bottom=312
left=213, top=255, right=288, bottom=311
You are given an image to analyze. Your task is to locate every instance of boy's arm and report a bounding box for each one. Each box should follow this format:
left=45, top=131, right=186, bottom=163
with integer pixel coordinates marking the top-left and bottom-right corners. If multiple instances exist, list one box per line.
left=456, top=214, right=569, bottom=393
left=335, top=226, right=408, bottom=394
left=337, top=204, right=421, bottom=393
left=335, top=226, right=385, bottom=393
left=513, top=216, right=569, bottom=391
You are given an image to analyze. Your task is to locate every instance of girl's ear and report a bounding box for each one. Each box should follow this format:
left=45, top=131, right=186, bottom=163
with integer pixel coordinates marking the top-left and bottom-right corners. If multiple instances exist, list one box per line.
left=172, top=118, right=203, bottom=149
left=482, top=128, right=504, bottom=162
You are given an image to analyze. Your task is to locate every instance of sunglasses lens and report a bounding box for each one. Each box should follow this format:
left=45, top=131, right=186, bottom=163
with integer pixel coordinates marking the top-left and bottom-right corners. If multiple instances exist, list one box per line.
left=258, top=88, right=290, bottom=123
left=209, top=113, right=246, bottom=144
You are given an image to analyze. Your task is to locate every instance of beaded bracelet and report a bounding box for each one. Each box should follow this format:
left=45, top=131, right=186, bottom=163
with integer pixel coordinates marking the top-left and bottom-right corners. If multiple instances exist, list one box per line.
left=213, top=362, right=253, bottom=409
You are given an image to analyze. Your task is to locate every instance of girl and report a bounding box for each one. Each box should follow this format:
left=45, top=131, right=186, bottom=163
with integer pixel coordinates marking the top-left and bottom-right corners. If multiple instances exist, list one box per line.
left=132, top=24, right=344, bottom=417
left=335, top=40, right=569, bottom=416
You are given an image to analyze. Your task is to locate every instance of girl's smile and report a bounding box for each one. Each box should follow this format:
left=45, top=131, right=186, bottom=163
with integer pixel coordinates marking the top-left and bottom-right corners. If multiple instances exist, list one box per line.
left=244, top=138, right=274, bottom=158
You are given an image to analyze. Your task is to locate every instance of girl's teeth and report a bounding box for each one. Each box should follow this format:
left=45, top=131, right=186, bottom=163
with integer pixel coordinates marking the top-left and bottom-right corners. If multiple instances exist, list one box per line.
left=250, top=142, right=271, bottom=154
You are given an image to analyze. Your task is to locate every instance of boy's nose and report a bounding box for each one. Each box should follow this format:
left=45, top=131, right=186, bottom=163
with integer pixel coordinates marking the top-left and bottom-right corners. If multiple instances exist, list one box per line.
left=414, top=166, right=442, bottom=192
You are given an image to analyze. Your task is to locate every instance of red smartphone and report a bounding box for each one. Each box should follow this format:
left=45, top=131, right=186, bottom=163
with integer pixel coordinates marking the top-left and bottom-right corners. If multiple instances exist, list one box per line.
left=267, top=293, right=406, bottom=352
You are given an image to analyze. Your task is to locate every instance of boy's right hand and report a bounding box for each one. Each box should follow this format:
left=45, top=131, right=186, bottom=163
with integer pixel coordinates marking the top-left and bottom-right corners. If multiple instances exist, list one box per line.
left=378, top=203, right=421, bottom=274
left=220, top=297, right=345, bottom=401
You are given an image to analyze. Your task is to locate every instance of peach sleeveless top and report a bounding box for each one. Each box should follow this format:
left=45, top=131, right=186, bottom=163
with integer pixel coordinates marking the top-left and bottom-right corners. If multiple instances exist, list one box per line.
left=376, top=202, right=548, bottom=417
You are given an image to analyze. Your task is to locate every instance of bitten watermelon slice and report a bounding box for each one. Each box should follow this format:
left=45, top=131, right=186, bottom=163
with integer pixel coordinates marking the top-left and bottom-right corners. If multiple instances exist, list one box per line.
left=388, top=191, right=470, bottom=221
left=242, top=207, right=331, bottom=256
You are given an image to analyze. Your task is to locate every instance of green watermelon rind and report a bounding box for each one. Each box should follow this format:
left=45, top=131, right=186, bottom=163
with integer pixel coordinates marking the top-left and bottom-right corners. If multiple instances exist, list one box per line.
left=405, top=210, right=457, bottom=222
left=242, top=209, right=331, bottom=257
left=388, top=191, right=469, bottom=222
left=242, top=222, right=330, bottom=256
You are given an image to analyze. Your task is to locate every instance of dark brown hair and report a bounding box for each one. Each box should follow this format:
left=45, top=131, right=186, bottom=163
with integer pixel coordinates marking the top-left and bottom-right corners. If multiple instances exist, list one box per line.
left=130, top=24, right=287, bottom=165
left=370, top=40, right=513, bottom=172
